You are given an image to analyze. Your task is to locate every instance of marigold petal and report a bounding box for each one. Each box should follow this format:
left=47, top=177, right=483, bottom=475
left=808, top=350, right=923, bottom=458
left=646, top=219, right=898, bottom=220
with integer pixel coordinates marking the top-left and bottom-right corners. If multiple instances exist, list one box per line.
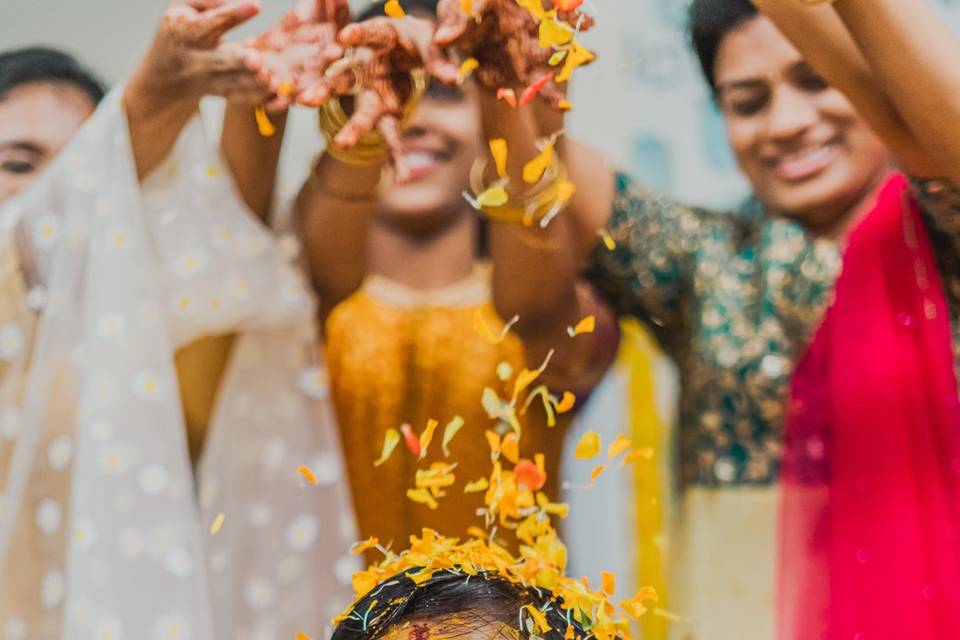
left=374, top=428, right=401, bottom=467
left=575, top=431, right=601, bottom=459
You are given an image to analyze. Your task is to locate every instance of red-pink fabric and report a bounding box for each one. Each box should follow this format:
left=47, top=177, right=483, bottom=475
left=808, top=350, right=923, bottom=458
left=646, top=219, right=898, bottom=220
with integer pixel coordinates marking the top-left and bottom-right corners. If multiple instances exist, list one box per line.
left=779, top=174, right=960, bottom=639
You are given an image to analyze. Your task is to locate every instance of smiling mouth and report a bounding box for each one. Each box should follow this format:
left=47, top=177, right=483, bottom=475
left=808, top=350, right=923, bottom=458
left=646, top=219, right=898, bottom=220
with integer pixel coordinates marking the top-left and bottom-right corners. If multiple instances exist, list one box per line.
left=397, top=148, right=452, bottom=179
left=768, top=140, right=841, bottom=182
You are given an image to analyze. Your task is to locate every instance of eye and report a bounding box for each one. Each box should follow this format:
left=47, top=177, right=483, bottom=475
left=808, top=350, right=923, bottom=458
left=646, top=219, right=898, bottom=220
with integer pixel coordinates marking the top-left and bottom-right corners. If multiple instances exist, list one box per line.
left=796, top=71, right=829, bottom=93
left=726, top=94, right=769, bottom=117
left=425, top=80, right=465, bottom=102
left=1, top=160, right=36, bottom=175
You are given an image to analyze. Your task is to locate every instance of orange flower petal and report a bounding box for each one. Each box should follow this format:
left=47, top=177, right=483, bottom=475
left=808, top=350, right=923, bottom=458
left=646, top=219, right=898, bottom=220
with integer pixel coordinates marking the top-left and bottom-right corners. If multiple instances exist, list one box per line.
left=298, top=465, right=318, bottom=486
left=607, top=434, right=631, bottom=459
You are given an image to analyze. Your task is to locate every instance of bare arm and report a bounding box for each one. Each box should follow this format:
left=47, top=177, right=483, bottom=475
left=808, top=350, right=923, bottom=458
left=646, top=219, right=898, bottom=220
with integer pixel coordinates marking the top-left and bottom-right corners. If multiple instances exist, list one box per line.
left=124, top=0, right=268, bottom=180
left=295, top=155, right=382, bottom=316
left=754, top=0, right=941, bottom=178
left=220, top=104, right=287, bottom=221
left=828, top=0, right=960, bottom=183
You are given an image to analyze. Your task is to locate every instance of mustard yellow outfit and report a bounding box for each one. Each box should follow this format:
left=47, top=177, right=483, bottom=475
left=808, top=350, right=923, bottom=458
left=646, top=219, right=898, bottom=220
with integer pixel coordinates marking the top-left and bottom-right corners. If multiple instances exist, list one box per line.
left=325, top=266, right=568, bottom=549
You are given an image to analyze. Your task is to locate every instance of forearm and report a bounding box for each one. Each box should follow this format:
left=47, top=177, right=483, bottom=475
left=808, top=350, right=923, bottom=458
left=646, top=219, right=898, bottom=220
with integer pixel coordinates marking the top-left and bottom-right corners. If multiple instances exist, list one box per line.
left=480, top=94, right=581, bottom=331
left=833, top=0, right=960, bottom=180
left=221, top=103, right=288, bottom=221
left=123, top=70, right=199, bottom=181
left=754, top=0, right=940, bottom=177
left=296, top=154, right=382, bottom=308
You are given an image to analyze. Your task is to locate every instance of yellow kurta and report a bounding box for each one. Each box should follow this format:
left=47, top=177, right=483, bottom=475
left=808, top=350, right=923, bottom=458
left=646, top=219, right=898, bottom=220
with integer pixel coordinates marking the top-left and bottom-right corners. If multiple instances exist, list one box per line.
left=325, top=267, right=567, bottom=550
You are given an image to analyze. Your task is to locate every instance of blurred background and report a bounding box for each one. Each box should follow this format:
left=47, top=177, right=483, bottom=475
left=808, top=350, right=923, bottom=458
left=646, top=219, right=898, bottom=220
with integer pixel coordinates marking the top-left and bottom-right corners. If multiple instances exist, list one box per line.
left=5, top=0, right=960, bottom=208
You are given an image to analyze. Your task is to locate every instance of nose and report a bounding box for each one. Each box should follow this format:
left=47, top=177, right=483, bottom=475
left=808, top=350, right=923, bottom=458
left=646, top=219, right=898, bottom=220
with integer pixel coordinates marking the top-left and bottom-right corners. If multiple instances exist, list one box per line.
left=763, top=84, right=819, bottom=142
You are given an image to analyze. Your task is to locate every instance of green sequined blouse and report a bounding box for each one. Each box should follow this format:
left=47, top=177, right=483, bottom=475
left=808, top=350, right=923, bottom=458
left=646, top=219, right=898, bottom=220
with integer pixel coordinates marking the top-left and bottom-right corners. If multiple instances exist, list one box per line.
left=585, top=173, right=960, bottom=487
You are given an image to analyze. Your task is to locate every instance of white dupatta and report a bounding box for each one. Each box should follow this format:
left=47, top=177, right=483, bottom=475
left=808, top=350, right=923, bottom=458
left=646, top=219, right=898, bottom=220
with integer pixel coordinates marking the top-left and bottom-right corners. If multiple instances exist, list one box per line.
left=0, top=89, right=358, bottom=640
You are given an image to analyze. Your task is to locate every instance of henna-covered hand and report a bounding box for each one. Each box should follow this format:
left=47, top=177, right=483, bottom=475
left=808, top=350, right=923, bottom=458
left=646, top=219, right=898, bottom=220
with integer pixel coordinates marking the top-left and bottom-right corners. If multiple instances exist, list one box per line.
left=434, top=0, right=591, bottom=104
left=244, top=0, right=351, bottom=111
left=332, top=16, right=460, bottom=176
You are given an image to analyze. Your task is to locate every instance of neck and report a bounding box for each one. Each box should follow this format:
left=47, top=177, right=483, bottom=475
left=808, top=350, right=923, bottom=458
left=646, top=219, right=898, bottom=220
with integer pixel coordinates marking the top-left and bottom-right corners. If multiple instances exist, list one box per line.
left=368, top=208, right=478, bottom=290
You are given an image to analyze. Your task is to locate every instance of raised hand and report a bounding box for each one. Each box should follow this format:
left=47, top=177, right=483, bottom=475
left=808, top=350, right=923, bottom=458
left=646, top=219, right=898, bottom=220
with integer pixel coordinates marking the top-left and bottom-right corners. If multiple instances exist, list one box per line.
left=244, top=0, right=352, bottom=111
left=129, top=0, right=271, bottom=109
left=330, top=16, right=460, bottom=176
left=434, top=0, right=591, bottom=103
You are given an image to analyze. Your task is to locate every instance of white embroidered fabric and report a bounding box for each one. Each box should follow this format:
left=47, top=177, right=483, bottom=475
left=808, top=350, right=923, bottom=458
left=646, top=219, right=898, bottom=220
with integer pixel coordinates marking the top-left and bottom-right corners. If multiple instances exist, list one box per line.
left=0, top=89, right=358, bottom=640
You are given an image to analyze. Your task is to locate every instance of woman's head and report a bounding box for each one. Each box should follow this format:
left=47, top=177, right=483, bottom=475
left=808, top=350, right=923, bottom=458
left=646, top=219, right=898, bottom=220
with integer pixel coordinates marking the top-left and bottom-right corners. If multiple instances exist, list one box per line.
left=689, top=0, right=890, bottom=232
left=333, top=570, right=585, bottom=640
left=0, top=47, right=105, bottom=203
left=359, top=1, right=484, bottom=235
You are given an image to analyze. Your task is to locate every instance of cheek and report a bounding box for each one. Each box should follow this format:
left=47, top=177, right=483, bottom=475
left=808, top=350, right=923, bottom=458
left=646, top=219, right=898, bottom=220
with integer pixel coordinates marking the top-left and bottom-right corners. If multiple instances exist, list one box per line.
left=724, top=118, right=762, bottom=171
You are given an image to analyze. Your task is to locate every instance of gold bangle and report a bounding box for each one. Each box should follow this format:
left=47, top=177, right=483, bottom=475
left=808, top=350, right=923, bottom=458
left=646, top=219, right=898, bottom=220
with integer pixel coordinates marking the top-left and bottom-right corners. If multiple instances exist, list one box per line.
left=318, top=67, right=429, bottom=166
left=469, top=158, right=571, bottom=226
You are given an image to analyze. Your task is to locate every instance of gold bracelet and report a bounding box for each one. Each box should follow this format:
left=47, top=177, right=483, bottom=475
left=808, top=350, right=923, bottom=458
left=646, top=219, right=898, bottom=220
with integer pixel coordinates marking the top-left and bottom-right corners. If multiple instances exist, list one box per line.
left=469, top=158, right=572, bottom=226
left=318, top=68, right=429, bottom=166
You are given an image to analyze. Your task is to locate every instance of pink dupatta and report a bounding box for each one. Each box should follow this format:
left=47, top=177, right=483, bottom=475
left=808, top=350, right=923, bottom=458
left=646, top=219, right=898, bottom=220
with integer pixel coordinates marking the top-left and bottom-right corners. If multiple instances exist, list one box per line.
left=779, top=174, right=960, bottom=639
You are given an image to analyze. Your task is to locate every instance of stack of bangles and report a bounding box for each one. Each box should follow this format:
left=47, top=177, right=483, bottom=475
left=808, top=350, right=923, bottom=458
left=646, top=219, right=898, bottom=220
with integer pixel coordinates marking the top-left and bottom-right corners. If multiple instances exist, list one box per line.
left=469, top=158, right=573, bottom=227
left=317, top=58, right=429, bottom=165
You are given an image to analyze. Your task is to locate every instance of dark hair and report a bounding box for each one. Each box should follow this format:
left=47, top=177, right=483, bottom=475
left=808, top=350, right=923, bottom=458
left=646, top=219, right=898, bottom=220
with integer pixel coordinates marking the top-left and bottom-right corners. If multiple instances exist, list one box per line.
left=0, top=47, right=106, bottom=105
left=687, top=0, right=758, bottom=91
left=358, top=0, right=440, bottom=21
left=332, top=570, right=589, bottom=640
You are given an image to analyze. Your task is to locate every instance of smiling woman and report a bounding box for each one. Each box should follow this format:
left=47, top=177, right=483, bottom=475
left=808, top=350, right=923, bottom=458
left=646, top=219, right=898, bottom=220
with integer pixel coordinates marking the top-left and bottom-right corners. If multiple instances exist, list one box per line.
left=0, top=48, right=104, bottom=203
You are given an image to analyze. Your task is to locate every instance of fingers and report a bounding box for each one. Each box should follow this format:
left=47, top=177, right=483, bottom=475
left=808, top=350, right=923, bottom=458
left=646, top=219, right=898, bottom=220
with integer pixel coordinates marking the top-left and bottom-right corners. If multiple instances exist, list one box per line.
left=335, top=90, right=387, bottom=148
left=339, top=20, right=399, bottom=49
left=434, top=0, right=482, bottom=45
left=175, top=0, right=261, bottom=47
left=378, top=115, right=412, bottom=182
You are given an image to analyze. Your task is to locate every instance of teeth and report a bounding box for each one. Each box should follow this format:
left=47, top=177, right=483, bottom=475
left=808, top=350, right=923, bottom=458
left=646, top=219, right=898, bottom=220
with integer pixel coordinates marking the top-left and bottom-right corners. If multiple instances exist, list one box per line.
left=403, top=151, right=437, bottom=170
left=781, top=145, right=828, bottom=165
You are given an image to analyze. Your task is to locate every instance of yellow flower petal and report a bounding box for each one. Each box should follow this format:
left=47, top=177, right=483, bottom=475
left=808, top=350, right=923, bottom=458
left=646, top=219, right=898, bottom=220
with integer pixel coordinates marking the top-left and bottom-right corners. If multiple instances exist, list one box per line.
left=407, top=488, right=440, bottom=509
left=501, top=432, right=520, bottom=465
left=351, top=537, right=380, bottom=555
left=464, top=477, right=490, bottom=493
left=298, top=465, right=318, bottom=485
left=539, top=19, right=574, bottom=49
left=607, top=434, right=631, bottom=459
left=459, top=57, right=480, bottom=83
left=477, top=185, right=509, bottom=208
left=441, top=416, right=465, bottom=457
left=556, top=391, right=576, bottom=414
left=590, top=464, right=607, bottom=482
left=575, top=431, right=601, bottom=459
left=384, top=0, right=406, bottom=18
left=254, top=106, right=275, bottom=137
left=418, top=418, right=439, bottom=459
left=489, top=138, right=508, bottom=179
left=567, top=314, right=596, bottom=337
left=374, top=428, right=401, bottom=467
left=601, top=571, right=616, bottom=595
left=522, top=142, right=555, bottom=184
left=209, top=512, right=225, bottom=536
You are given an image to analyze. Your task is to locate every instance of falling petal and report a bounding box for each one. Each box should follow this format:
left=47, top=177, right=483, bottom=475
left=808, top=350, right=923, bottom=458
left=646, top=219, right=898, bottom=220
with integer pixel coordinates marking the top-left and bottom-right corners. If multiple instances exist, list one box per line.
left=407, top=488, right=439, bottom=509
left=539, top=20, right=573, bottom=49
left=477, top=185, right=510, bottom=208
left=490, top=138, right=509, bottom=179
left=496, top=87, right=518, bottom=107
left=501, top=433, right=520, bottom=464
left=401, top=423, right=421, bottom=457
left=515, top=460, right=547, bottom=492
left=496, top=361, right=514, bottom=382
left=464, top=478, right=490, bottom=493
left=441, top=416, right=465, bottom=457
left=549, top=50, right=569, bottom=66
left=351, top=537, right=380, bottom=555
left=418, top=419, right=439, bottom=459
left=601, top=571, right=616, bottom=595
left=459, top=57, right=480, bottom=83
left=522, top=142, right=555, bottom=184
left=520, top=74, right=555, bottom=107
left=621, top=587, right=659, bottom=619
left=556, top=391, right=576, bottom=414
left=384, top=0, right=406, bottom=17
left=210, top=513, right=225, bottom=536
left=475, top=310, right=519, bottom=344
left=295, top=632, right=315, bottom=640
left=590, top=464, right=607, bottom=482
left=524, top=604, right=552, bottom=634
left=575, top=431, right=601, bottom=459
left=599, top=229, right=616, bottom=250
left=623, top=447, right=654, bottom=464
left=298, top=465, right=319, bottom=486
left=607, top=435, right=631, bottom=459
left=374, top=428, right=401, bottom=467
left=254, top=106, right=275, bottom=137
left=566, top=315, right=596, bottom=337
